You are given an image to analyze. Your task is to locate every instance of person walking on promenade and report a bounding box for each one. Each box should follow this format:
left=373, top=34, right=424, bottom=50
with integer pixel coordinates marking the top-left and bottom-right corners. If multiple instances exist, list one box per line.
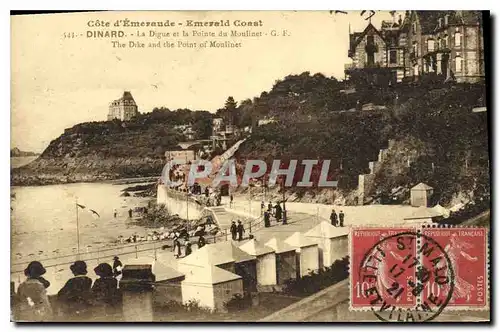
left=16, top=261, right=53, bottom=321
left=274, top=202, right=283, bottom=223
left=198, top=235, right=206, bottom=249
left=112, top=256, right=123, bottom=287
left=128, top=209, right=133, bottom=218
left=173, top=237, right=182, bottom=258
left=237, top=220, right=245, bottom=241
left=264, top=211, right=271, bottom=227
left=230, top=221, right=237, bottom=240
left=268, top=202, right=274, bottom=218
left=57, top=261, right=93, bottom=320
left=339, top=210, right=345, bottom=227
left=185, top=242, right=193, bottom=257
left=92, top=263, right=121, bottom=318
left=230, top=194, right=234, bottom=208
left=261, top=201, right=265, bottom=215
left=330, top=209, right=338, bottom=227
left=113, top=209, right=117, bottom=218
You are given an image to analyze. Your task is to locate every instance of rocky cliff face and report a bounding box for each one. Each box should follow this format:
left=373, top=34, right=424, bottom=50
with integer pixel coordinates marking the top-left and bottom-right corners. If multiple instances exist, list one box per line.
left=11, top=156, right=165, bottom=186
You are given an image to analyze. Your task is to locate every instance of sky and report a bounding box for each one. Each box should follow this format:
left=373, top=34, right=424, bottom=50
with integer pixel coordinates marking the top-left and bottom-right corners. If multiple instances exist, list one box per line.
left=11, top=11, right=400, bottom=153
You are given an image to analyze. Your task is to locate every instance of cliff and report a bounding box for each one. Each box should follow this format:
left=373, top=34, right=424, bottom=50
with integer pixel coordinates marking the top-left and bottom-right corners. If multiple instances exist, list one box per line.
left=11, top=110, right=213, bottom=186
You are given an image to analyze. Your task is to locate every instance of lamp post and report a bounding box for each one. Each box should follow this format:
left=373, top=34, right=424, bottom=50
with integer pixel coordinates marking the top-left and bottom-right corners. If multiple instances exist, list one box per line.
left=282, top=178, right=287, bottom=225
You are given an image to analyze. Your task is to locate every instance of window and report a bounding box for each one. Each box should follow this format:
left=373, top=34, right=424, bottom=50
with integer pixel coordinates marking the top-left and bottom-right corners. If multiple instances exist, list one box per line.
left=444, top=15, right=449, bottom=26
left=412, top=22, right=417, bottom=33
left=367, top=35, right=374, bottom=45
left=454, top=32, right=461, bottom=47
left=438, top=18, right=442, bottom=27
left=455, top=55, right=463, bottom=72
left=389, top=50, right=397, bottom=64
left=427, top=39, right=435, bottom=52
left=442, top=35, right=448, bottom=48
left=413, top=42, right=418, bottom=56
left=399, top=36, right=406, bottom=46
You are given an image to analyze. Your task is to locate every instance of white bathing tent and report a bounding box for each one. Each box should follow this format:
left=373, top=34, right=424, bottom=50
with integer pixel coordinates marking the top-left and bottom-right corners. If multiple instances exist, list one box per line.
left=239, top=239, right=277, bottom=286
left=265, top=237, right=298, bottom=284
left=177, top=241, right=257, bottom=292
left=304, top=222, right=349, bottom=268
left=285, top=232, right=320, bottom=278
left=180, top=265, right=243, bottom=311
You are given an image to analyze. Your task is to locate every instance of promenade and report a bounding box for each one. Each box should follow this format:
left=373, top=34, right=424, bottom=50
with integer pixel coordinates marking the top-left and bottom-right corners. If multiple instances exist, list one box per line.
left=11, top=191, right=435, bottom=296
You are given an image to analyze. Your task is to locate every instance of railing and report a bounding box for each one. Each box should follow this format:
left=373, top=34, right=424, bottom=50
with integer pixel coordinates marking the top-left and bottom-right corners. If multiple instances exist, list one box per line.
left=11, top=211, right=263, bottom=275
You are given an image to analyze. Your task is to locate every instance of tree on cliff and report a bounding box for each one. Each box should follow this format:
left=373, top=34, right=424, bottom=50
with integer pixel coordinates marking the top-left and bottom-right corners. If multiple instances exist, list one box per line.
left=224, top=96, right=237, bottom=125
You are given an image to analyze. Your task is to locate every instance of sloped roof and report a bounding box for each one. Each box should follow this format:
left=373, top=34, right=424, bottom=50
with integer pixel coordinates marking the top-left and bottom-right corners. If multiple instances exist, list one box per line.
left=285, top=232, right=318, bottom=249
left=400, top=11, right=411, bottom=33
left=404, top=206, right=443, bottom=220
left=304, top=221, right=349, bottom=239
left=411, top=182, right=433, bottom=190
left=448, top=11, right=482, bottom=26
left=414, top=11, right=482, bottom=34
left=265, top=237, right=296, bottom=254
left=123, top=257, right=185, bottom=281
left=112, top=91, right=137, bottom=105
left=182, top=265, right=242, bottom=285
left=415, top=11, right=449, bottom=34
left=239, top=239, right=275, bottom=256
left=179, top=241, right=255, bottom=267
left=349, top=23, right=386, bottom=56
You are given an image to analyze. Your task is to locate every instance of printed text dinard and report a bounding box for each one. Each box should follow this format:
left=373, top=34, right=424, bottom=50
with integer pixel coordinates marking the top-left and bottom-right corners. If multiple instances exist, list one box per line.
left=87, top=19, right=264, bottom=28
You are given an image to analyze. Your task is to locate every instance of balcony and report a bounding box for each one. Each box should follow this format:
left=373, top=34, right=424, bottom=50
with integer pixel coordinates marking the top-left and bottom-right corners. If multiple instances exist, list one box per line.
left=345, top=62, right=384, bottom=72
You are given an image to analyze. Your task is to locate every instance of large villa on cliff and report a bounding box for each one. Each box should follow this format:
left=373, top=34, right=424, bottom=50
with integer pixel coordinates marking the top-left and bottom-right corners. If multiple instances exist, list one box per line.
left=107, top=91, right=140, bottom=121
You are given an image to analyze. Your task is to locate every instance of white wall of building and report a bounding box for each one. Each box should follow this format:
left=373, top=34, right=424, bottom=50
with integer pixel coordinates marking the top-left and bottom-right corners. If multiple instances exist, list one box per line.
left=181, top=281, right=215, bottom=309
left=256, top=252, right=277, bottom=286
left=213, top=279, right=244, bottom=311
left=298, top=245, right=319, bottom=277
left=327, top=236, right=349, bottom=266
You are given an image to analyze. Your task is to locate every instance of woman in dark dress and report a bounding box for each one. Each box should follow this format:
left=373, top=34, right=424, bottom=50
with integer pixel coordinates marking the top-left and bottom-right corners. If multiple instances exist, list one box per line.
left=92, top=263, right=121, bottom=320
left=16, top=261, right=53, bottom=321
left=57, top=260, right=93, bottom=320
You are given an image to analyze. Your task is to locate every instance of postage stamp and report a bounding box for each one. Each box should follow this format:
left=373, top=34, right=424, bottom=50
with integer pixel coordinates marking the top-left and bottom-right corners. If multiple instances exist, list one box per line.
left=350, top=227, right=419, bottom=311
left=421, top=227, right=489, bottom=310
left=350, top=225, right=489, bottom=321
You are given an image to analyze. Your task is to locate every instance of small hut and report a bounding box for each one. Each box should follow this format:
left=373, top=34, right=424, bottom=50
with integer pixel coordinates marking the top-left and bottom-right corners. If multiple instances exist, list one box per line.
left=410, top=183, right=434, bottom=207
left=304, top=222, right=349, bottom=269
left=181, top=265, right=243, bottom=311
left=178, top=241, right=257, bottom=292
left=265, top=237, right=297, bottom=285
left=239, top=239, right=277, bottom=286
left=285, top=232, right=320, bottom=278
left=152, top=262, right=185, bottom=305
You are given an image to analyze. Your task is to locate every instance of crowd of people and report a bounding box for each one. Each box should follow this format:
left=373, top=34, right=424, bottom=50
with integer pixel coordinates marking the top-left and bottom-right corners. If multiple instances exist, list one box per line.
left=262, top=201, right=284, bottom=228
left=13, top=257, right=125, bottom=321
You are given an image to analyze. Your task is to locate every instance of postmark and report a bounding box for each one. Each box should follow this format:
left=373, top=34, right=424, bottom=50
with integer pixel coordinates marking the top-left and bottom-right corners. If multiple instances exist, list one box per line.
left=421, top=227, right=489, bottom=310
left=350, top=226, right=457, bottom=322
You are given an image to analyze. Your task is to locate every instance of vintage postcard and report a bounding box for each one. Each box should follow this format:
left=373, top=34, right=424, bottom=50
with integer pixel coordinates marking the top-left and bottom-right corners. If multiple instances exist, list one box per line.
left=10, top=10, right=490, bottom=323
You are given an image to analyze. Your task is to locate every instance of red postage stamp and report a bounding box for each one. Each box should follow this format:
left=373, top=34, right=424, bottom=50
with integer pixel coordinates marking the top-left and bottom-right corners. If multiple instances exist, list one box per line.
left=350, top=227, right=418, bottom=311
left=421, top=227, right=488, bottom=310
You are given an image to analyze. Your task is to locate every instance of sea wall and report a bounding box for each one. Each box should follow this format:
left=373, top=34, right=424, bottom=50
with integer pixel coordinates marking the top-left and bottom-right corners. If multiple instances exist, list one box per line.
left=156, top=185, right=205, bottom=221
